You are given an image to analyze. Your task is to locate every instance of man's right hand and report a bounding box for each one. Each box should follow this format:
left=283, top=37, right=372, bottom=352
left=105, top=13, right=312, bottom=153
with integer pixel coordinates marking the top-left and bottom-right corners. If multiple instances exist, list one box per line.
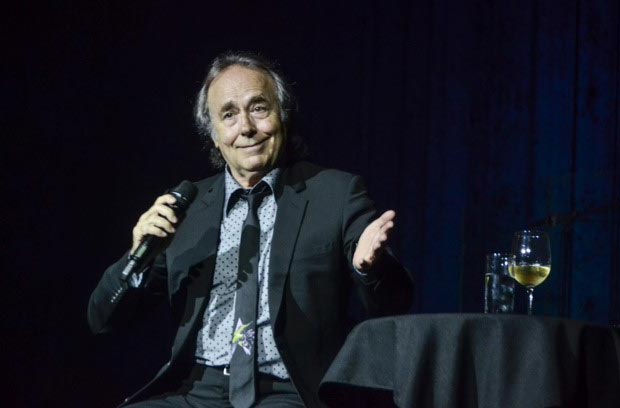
left=131, top=194, right=178, bottom=254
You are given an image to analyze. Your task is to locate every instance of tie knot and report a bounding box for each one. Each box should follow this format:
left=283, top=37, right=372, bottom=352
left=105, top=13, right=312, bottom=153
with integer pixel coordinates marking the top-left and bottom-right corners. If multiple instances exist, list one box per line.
left=240, top=182, right=271, bottom=213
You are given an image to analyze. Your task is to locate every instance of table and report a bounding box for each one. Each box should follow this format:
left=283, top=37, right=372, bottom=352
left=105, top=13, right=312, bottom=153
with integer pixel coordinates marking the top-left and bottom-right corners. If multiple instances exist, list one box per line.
left=318, top=314, right=620, bottom=408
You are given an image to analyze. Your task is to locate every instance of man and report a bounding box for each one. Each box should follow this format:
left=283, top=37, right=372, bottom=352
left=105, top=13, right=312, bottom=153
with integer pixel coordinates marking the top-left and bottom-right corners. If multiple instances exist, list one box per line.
left=88, top=51, right=413, bottom=408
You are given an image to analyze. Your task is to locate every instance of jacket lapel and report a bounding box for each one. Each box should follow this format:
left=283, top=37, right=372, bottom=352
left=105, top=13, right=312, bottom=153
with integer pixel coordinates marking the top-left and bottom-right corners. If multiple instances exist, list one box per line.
left=168, top=175, right=224, bottom=358
left=269, top=170, right=307, bottom=330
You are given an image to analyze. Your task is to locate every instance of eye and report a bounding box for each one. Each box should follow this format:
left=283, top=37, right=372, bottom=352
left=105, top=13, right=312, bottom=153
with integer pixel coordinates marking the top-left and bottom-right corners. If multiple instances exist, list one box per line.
left=251, top=105, right=270, bottom=117
left=222, top=112, right=234, bottom=119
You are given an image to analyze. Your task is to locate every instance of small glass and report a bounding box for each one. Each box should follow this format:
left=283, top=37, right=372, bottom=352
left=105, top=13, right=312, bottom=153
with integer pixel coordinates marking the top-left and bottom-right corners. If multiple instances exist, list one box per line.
left=484, top=253, right=516, bottom=313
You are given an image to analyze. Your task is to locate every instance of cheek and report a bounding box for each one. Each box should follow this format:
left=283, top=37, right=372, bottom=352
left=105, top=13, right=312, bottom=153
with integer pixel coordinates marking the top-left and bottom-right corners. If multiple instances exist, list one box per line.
left=214, top=125, right=236, bottom=147
left=257, top=117, right=281, bottom=134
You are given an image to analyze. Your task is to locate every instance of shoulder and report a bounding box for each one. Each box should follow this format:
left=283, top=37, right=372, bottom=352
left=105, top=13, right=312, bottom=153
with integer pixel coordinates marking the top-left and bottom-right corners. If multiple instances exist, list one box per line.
left=192, top=172, right=224, bottom=193
left=287, top=161, right=361, bottom=188
left=180, top=173, right=224, bottom=214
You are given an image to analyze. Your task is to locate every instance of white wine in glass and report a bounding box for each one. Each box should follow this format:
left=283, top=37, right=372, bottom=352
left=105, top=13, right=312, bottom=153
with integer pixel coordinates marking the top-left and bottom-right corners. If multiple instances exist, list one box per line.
left=509, top=230, right=551, bottom=315
left=510, top=265, right=551, bottom=287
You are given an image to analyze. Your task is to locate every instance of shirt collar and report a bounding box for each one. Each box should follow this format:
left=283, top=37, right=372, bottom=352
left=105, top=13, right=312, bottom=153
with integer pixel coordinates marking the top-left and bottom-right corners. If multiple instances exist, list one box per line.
left=223, top=167, right=281, bottom=215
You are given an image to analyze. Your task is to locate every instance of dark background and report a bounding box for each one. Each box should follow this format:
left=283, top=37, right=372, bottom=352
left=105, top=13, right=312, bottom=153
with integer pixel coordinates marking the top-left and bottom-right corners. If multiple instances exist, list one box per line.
left=4, top=0, right=619, bottom=406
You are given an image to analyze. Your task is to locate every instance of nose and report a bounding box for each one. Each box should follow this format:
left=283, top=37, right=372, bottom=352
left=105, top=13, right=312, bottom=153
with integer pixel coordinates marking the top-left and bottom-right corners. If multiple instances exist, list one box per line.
left=239, top=111, right=257, bottom=137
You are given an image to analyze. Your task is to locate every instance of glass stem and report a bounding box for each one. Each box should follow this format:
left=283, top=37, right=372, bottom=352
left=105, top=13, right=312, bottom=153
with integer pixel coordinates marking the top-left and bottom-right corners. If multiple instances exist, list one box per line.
left=526, top=287, right=534, bottom=315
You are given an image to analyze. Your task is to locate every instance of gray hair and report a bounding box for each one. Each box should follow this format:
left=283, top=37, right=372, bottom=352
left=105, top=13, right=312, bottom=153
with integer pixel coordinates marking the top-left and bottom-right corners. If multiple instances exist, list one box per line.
left=194, top=51, right=306, bottom=169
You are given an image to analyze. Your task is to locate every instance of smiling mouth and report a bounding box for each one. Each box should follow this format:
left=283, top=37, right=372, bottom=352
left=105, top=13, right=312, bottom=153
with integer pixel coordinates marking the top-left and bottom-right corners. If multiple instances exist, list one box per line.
left=238, top=138, right=269, bottom=149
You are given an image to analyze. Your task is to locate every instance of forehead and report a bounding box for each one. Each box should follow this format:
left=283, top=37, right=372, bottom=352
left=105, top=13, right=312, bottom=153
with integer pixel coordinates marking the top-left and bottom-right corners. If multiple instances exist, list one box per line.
left=207, top=65, right=277, bottom=108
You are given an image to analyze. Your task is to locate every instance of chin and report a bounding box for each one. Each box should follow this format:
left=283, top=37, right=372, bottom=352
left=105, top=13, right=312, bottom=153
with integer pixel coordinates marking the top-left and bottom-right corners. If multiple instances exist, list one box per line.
left=242, top=157, right=271, bottom=172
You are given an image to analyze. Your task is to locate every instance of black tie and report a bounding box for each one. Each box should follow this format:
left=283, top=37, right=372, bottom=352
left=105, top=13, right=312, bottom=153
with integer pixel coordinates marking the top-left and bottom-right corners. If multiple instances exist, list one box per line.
left=229, top=183, right=271, bottom=408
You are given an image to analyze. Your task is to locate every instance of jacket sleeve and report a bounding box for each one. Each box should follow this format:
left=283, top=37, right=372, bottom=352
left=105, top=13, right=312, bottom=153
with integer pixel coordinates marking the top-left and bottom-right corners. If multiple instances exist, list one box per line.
left=87, top=252, right=168, bottom=334
left=341, top=175, right=414, bottom=316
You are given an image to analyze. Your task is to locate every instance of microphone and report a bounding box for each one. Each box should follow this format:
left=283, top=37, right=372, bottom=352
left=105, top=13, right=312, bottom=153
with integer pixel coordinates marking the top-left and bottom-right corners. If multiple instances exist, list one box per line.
left=120, top=180, right=198, bottom=282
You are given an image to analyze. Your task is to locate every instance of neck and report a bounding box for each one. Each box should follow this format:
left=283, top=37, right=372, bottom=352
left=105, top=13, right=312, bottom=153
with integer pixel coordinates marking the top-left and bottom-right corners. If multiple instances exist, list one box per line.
left=230, top=168, right=269, bottom=189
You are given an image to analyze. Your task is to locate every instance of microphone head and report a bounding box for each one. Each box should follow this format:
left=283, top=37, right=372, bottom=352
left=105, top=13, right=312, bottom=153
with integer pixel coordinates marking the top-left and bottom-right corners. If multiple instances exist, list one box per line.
left=170, top=180, right=198, bottom=210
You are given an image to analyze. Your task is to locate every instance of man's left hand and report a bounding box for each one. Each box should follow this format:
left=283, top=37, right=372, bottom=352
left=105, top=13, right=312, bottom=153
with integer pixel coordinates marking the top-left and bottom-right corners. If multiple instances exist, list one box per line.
left=353, top=210, right=396, bottom=271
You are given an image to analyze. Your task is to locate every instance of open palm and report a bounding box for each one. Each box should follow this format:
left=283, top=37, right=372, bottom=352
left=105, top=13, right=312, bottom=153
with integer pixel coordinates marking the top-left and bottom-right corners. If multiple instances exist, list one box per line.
left=353, top=210, right=396, bottom=271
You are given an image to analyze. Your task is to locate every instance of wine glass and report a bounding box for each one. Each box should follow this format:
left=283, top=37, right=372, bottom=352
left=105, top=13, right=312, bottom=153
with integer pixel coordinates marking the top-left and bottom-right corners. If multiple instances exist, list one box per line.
left=509, top=230, right=551, bottom=315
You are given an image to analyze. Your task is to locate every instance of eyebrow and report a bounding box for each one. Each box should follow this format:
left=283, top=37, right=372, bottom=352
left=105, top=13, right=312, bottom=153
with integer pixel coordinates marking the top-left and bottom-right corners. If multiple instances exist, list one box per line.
left=247, top=95, right=270, bottom=105
left=217, top=94, right=272, bottom=116
left=219, top=101, right=237, bottom=115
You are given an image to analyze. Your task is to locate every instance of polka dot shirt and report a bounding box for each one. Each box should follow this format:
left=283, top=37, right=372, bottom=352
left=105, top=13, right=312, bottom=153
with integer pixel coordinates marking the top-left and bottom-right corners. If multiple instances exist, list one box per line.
left=195, top=168, right=289, bottom=379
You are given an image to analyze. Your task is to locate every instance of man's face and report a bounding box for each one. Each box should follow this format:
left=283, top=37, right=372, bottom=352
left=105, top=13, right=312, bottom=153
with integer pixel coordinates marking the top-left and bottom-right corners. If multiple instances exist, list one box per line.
left=207, top=65, right=285, bottom=185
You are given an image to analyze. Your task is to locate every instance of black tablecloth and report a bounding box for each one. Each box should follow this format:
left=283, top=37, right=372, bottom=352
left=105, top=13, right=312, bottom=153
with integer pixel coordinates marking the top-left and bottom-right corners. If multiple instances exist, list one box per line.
left=318, top=314, right=620, bottom=408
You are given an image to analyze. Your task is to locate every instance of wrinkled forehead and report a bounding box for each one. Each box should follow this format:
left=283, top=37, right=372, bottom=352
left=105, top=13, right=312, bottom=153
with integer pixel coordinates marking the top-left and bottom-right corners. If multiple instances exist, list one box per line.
left=206, top=65, right=278, bottom=109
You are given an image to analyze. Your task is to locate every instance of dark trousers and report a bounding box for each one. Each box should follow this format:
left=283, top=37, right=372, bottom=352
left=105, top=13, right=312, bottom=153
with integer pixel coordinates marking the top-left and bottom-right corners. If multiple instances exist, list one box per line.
left=124, top=365, right=304, bottom=408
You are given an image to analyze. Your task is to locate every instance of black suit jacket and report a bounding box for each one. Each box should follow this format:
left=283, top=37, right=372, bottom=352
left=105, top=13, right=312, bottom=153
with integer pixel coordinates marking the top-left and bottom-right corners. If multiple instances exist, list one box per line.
left=88, top=161, right=413, bottom=407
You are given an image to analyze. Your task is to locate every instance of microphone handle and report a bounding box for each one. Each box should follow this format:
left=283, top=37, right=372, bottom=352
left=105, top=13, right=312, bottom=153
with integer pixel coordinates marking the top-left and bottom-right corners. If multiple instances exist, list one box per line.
left=120, top=235, right=164, bottom=282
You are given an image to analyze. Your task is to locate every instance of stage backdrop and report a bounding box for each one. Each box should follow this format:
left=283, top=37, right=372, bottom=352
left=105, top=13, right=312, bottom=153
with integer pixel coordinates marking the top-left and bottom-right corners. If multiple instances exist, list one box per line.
left=6, top=0, right=619, bottom=406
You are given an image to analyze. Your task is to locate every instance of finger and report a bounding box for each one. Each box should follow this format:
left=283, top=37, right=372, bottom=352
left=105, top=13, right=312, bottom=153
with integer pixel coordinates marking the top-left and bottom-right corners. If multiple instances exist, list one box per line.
left=366, top=232, right=389, bottom=259
left=369, top=210, right=396, bottom=232
left=148, top=216, right=176, bottom=233
left=135, top=223, right=162, bottom=238
left=139, top=206, right=163, bottom=223
left=138, top=212, right=176, bottom=232
left=373, top=237, right=387, bottom=251
left=137, top=194, right=177, bottom=225
left=152, top=203, right=178, bottom=223
left=370, top=224, right=392, bottom=246
left=380, top=220, right=395, bottom=233
left=154, top=194, right=177, bottom=206
left=132, top=224, right=166, bottom=248
left=378, top=210, right=396, bottom=224
left=144, top=223, right=170, bottom=237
